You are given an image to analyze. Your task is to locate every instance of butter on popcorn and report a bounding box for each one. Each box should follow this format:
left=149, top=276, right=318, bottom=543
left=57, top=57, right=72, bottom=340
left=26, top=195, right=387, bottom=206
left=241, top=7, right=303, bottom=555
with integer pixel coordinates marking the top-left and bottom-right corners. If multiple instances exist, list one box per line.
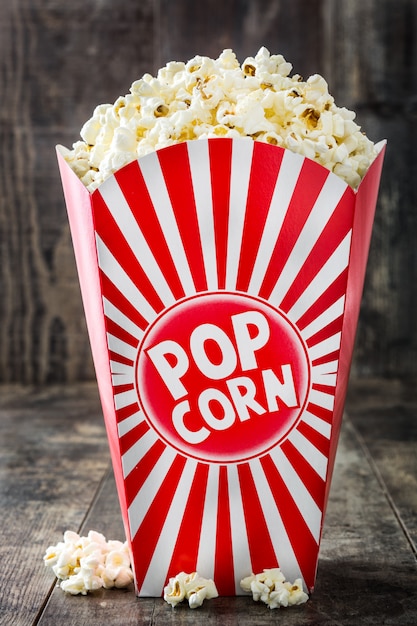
left=240, top=568, right=309, bottom=609
left=164, top=571, right=219, bottom=608
left=64, top=47, right=377, bottom=191
left=43, top=530, right=134, bottom=595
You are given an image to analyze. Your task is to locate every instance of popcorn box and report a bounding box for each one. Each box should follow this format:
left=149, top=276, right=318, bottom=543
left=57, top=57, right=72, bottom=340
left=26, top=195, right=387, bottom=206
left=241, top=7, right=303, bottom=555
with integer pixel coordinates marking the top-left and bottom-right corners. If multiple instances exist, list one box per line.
left=57, top=137, right=385, bottom=596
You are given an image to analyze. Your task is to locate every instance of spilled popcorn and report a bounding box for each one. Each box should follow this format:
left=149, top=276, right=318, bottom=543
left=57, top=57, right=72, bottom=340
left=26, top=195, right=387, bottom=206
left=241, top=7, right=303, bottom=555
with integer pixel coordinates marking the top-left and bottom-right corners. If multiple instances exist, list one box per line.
left=64, top=47, right=377, bottom=191
left=164, top=571, right=218, bottom=609
left=43, top=530, right=134, bottom=595
left=240, top=568, right=309, bottom=609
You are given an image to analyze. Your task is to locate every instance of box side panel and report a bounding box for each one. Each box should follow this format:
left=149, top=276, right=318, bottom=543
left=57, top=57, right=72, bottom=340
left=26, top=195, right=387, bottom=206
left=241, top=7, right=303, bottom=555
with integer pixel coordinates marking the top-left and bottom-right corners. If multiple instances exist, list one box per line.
left=325, top=144, right=386, bottom=507
left=56, top=149, right=130, bottom=542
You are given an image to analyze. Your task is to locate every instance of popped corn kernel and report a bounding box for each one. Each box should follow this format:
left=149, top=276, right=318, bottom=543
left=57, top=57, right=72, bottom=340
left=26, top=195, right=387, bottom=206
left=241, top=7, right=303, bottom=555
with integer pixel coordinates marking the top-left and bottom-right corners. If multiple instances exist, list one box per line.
left=240, top=568, right=309, bottom=609
left=285, top=578, right=309, bottom=606
left=65, top=47, right=378, bottom=191
left=164, top=571, right=218, bottom=609
left=43, top=530, right=133, bottom=595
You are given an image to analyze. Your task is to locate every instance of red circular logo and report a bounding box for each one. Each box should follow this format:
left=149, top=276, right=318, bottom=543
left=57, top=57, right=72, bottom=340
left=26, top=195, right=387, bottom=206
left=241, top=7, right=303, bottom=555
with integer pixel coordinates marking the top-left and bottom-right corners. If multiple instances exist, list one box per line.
left=135, top=293, right=310, bottom=463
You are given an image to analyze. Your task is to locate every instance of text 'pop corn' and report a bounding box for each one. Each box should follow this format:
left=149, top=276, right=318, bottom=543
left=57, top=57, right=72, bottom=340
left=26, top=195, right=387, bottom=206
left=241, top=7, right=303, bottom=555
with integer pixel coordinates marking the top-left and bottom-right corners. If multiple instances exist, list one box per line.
left=64, top=47, right=377, bottom=191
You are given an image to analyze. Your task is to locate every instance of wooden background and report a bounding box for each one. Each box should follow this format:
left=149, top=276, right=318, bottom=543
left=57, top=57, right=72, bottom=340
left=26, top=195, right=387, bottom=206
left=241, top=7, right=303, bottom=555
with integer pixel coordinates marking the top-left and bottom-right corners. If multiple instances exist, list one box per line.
left=0, top=0, right=416, bottom=384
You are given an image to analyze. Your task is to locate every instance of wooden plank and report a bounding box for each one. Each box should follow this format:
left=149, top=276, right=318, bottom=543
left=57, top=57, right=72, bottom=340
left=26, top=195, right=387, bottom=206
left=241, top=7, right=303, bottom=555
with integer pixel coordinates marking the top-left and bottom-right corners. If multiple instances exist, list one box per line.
left=0, top=384, right=110, bottom=626
left=0, top=382, right=416, bottom=624
left=346, top=378, right=417, bottom=550
left=158, top=0, right=325, bottom=78
left=38, top=405, right=417, bottom=625
left=0, top=0, right=416, bottom=383
left=324, top=0, right=417, bottom=378
left=0, top=0, right=156, bottom=385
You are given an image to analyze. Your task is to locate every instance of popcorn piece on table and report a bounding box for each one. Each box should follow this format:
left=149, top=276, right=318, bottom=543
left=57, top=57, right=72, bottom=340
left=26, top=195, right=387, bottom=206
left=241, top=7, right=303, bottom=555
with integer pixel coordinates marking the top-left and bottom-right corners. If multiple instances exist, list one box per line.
left=43, top=530, right=134, bottom=595
left=64, top=46, right=378, bottom=192
left=240, top=568, right=309, bottom=609
left=164, top=571, right=219, bottom=609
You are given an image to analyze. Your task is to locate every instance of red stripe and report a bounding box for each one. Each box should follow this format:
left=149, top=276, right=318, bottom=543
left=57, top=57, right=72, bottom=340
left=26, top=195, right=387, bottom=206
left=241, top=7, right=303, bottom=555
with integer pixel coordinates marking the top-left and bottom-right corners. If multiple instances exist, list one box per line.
left=279, top=190, right=353, bottom=313
left=259, top=159, right=329, bottom=301
left=124, top=438, right=166, bottom=507
left=109, top=350, right=134, bottom=368
left=105, top=317, right=139, bottom=348
left=306, top=402, right=333, bottom=424
left=312, top=349, right=340, bottom=368
left=237, top=463, right=278, bottom=572
left=295, top=268, right=348, bottom=331
left=166, top=463, right=210, bottom=578
left=100, top=271, right=149, bottom=332
left=260, top=454, right=319, bottom=591
left=132, top=454, right=187, bottom=594
left=93, top=191, right=165, bottom=314
left=306, top=316, right=343, bottom=349
left=119, top=419, right=149, bottom=456
left=113, top=382, right=134, bottom=396
left=209, top=138, right=232, bottom=290
left=280, top=439, right=326, bottom=510
left=115, top=160, right=185, bottom=300
left=312, top=382, right=337, bottom=395
left=115, top=401, right=139, bottom=423
left=214, top=466, right=235, bottom=595
left=297, top=420, right=330, bottom=458
left=158, top=143, right=207, bottom=292
left=236, top=143, right=283, bottom=293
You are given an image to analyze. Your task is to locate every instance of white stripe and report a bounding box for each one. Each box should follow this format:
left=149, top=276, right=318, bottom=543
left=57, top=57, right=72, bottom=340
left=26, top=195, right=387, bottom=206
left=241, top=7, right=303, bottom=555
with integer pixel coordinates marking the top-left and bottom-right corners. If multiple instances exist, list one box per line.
left=301, top=411, right=332, bottom=439
left=196, top=464, right=219, bottom=580
left=309, top=388, right=335, bottom=412
left=139, top=151, right=196, bottom=295
left=311, top=371, right=338, bottom=387
left=311, top=360, right=339, bottom=376
left=112, top=372, right=134, bottom=386
left=96, top=235, right=157, bottom=324
left=248, top=150, right=304, bottom=295
left=287, top=429, right=328, bottom=480
left=98, top=179, right=175, bottom=307
left=122, top=427, right=158, bottom=477
left=117, top=410, right=143, bottom=437
left=227, top=464, right=252, bottom=593
left=269, top=447, right=322, bottom=543
left=286, top=232, right=352, bottom=323
left=106, top=333, right=137, bottom=362
left=110, top=360, right=135, bottom=375
left=103, top=297, right=144, bottom=341
left=187, top=141, right=218, bottom=290
left=225, top=139, right=254, bottom=290
left=140, top=459, right=198, bottom=596
left=249, top=458, right=304, bottom=586
left=308, top=332, right=341, bottom=362
left=128, top=445, right=178, bottom=538
left=269, top=175, right=348, bottom=307
left=113, top=388, right=138, bottom=411
left=300, top=296, right=345, bottom=341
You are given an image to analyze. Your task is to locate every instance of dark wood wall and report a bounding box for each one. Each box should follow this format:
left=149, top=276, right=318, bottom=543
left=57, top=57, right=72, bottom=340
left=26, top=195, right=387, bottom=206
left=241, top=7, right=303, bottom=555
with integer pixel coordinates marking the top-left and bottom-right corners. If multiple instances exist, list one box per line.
left=1, top=0, right=416, bottom=384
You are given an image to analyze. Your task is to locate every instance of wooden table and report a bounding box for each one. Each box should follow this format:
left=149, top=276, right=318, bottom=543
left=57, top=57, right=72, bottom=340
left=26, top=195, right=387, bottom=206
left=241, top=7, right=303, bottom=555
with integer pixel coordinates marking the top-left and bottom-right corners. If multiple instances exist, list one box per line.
left=1, top=379, right=416, bottom=625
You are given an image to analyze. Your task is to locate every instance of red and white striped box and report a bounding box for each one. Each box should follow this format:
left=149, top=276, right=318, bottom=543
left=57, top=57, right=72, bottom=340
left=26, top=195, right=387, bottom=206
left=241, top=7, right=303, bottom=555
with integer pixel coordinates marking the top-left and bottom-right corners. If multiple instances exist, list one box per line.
left=57, top=137, right=385, bottom=597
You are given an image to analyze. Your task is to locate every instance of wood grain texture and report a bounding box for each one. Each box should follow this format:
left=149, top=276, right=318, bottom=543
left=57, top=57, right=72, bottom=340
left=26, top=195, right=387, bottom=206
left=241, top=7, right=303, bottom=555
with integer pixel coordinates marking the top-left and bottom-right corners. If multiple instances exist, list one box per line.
left=0, top=0, right=416, bottom=382
left=1, top=381, right=415, bottom=625
left=346, top=378, right=417, bottom=552
left=0, top=0, right=156, bottom=384
left=0, top=384, right=111, bottom=626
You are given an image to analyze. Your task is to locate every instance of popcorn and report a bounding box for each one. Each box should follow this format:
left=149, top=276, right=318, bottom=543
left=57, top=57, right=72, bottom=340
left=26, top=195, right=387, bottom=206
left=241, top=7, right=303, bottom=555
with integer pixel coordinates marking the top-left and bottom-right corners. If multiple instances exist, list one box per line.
left=64, top=47, right=377, bottom=192
left=43, top=530, right=134, bottom=595
left=240, top=568, right=309, bottom=609
left=163, top=571, right=219, bottom=609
